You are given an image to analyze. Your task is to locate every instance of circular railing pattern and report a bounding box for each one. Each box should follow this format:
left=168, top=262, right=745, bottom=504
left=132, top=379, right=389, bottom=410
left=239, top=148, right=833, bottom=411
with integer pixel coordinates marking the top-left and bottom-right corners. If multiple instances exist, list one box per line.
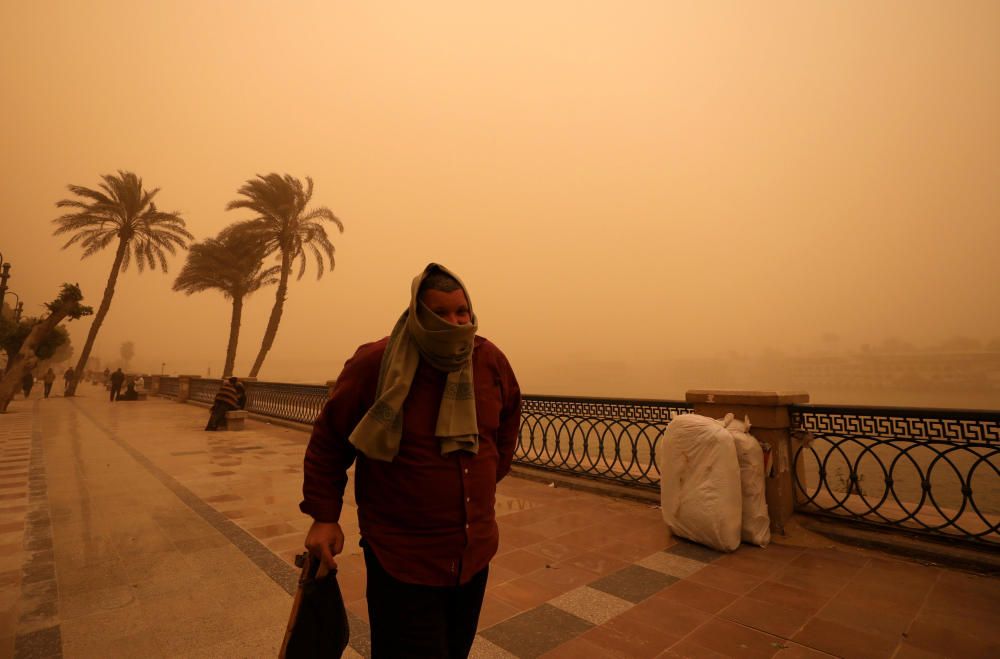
left=792, top=405, right=1000, bottom=547
left=515, top=395, right=693, bottom=489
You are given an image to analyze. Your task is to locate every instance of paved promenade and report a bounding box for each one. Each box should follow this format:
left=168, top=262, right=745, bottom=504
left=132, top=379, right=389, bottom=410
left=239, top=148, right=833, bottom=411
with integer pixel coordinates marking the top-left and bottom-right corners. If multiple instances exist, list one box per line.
left=1, top=383, right=998, bottom=658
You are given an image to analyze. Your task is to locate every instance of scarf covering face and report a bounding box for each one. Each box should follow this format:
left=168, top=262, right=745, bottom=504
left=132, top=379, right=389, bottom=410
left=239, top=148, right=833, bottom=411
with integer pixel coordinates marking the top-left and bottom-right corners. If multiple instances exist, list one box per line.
left=348, top=263, right=479, bottom=461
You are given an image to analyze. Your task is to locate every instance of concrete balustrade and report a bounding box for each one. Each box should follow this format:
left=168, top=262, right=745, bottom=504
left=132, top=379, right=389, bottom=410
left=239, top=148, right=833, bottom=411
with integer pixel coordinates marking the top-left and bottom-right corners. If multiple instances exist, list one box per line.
left=685, top=389, right=809, bottom=534
left=176, top=375, right=201, bottom=403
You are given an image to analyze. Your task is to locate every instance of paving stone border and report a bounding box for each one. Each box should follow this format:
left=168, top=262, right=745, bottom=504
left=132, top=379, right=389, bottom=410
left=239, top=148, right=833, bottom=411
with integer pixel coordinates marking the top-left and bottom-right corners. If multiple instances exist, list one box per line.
left=475, top=541, right=723, bottom=657
left=13, top=400, right=63, bottom=659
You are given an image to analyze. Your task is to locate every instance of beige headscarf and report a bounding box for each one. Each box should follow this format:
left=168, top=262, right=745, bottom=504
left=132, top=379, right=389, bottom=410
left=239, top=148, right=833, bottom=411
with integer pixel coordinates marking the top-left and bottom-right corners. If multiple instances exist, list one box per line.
left=348, top=263, right=479, bottom=461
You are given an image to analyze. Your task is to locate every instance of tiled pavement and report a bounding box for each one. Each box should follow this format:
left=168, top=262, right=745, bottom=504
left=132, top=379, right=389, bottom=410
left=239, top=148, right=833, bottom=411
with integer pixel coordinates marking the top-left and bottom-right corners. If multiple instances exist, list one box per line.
left=0, top=384, right=998, bottom=658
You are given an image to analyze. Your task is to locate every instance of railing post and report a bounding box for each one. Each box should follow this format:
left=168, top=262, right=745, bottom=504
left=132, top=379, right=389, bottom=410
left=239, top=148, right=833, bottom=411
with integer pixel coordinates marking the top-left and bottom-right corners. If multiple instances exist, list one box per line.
left=177, top=375, right=200, bottom=403
left=149, top=375, right=160, bottom=395
left=685, top=389, right=809, bottom=534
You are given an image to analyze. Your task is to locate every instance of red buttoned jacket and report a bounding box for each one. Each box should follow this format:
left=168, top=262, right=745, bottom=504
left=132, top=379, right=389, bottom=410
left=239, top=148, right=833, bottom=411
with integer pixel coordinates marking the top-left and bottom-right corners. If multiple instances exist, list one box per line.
left=300, top=335, right=522, bottom=586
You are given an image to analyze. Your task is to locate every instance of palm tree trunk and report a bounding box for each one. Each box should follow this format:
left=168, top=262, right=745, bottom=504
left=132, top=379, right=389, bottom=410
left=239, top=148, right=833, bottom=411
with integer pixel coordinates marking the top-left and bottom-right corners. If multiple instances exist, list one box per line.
left=248, top=250, right=290, bottom=378
left=223, top=295, right=243, bottom=378
left=65, top=238, right=128, bottom=396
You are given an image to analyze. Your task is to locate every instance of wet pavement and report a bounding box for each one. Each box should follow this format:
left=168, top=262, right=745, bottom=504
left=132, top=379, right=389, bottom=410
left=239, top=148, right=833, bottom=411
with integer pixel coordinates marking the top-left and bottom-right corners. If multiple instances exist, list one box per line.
left=1, top=383, right=998, bottom=658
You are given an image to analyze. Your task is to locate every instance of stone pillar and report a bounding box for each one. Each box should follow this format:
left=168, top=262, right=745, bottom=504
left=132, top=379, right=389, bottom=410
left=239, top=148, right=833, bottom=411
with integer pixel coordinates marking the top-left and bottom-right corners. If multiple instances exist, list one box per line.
left=326, top=380, right=338, bottom=399
left=150, top=375, right=160, bottom=395
left=684, top=390, right=809, bottom=534
left=177, top=375, right=200, bottom=403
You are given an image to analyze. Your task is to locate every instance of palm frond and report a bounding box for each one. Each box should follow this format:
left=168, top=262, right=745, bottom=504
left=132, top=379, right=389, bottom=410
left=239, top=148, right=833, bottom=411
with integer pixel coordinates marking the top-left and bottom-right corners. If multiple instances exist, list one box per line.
left=80, top=232, right=118, bottom=259
left=300, top=206, right=344, bottom=232
left=173, top=229, right=276, bottom=299
left=53, top=171, right=190, bottom=267
left=120, top=244, right=132, bottom=272
left=226, top=173, right=343, bottom=291
left=307, top=243, right=325, bottom=279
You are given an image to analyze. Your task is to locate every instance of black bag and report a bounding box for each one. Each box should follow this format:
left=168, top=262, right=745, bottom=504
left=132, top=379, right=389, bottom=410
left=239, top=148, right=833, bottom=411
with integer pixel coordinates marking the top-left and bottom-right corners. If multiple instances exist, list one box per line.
left=280, top=552, right=351, bottom=658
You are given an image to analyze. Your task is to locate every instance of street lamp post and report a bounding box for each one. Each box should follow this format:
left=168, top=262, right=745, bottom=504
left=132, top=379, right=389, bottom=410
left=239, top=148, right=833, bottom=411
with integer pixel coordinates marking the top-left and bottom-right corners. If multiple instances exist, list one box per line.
left=0, top=253, right=22, bottom=321
left=0, top=263, right=10, bottom=304
left=0, top=251, right=10, bottom=301
left=5, top=292, right=23, bottom=322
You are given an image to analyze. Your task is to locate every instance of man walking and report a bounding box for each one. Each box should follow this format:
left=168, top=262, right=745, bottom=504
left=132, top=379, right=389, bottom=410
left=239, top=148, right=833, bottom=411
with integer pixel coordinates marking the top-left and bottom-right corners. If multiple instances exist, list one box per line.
left=42, top=368, right=56, bottom=398
left=63, top=367, right=75, bottom=395
left=109, top=367, right=125, bottom=402
left=21, top=371, right=34, bottom=399
left=301, top=263, right=521, bottom=658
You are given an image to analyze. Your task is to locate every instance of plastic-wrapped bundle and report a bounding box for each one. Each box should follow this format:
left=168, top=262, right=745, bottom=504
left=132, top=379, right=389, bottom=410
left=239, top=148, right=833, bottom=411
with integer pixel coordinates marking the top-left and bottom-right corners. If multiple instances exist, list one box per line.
left=659, top=414, right=742, bottom=552
left=720, top=413, right=771, bottom=547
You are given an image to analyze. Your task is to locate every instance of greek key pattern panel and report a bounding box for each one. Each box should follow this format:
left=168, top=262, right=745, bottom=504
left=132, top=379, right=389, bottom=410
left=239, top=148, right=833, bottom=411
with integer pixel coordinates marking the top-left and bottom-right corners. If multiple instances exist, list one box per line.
left=522, top=395, right=694, bottom=424
left=792, top=406, right=1000, bottom=444
left=791, top=405, right=1000, bottom=547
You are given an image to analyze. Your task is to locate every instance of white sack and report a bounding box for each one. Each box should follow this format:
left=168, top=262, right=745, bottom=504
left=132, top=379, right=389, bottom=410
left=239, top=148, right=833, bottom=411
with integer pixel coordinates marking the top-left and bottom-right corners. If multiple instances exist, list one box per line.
left=659, top=414, right=742, bottom=552
left=720, top=414, right=771, bottom=547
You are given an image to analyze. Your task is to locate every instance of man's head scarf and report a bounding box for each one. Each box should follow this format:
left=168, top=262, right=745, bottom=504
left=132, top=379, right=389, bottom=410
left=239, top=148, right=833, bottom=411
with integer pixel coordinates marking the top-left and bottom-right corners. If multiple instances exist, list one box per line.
left=348, top=263, right=479, bottom=461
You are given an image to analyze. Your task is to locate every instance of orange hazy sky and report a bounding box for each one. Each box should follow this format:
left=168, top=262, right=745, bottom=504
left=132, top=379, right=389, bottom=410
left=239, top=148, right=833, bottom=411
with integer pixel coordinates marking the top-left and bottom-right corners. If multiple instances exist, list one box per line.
left=1, top=1, right=998, bottom=398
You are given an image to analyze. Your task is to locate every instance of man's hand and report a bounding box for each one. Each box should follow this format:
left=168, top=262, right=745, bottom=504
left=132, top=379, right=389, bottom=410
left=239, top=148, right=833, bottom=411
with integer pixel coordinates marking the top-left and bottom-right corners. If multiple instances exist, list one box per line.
left=304, top=521, right=344, bottom=569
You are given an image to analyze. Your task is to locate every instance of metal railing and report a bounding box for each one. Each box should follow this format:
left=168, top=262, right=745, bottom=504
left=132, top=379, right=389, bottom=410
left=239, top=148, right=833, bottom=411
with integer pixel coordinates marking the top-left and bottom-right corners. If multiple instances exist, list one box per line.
left=188, top=378, right=218, bottom=404
left=156, top=382, right=688, bottom=489
left=159, top=376, right=179, bottom=398
left=158, top=378, right=329, bottom=426
left=791, top=404, right=1000, bottom=547
left=516, top=395, right=694, bottom=490
left=150, top=376, right=1000, bottom=546
left=245, top=381, right=328, bottom=425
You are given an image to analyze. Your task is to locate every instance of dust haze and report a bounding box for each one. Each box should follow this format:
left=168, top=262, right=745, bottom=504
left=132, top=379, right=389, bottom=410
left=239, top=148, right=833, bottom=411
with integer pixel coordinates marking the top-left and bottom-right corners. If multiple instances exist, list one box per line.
left=2, top=1, right=998, bottom=408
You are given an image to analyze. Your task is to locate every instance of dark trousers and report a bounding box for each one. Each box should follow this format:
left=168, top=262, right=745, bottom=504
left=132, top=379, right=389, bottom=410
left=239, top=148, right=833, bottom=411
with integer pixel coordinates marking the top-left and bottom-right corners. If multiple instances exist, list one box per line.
left=43, top=382, right=53, bottom=398
left=205, top=403, right=230, bottom=431
left=110, top=384, right=122, bottom=401
left=363, top=543, right=488, bottom=659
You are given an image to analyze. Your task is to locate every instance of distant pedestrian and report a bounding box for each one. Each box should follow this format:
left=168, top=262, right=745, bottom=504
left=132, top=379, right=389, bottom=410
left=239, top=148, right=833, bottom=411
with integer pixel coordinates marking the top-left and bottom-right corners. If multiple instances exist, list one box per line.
left=119, top=381, right=139, bottom=401
left=205, top=377, right=247, bottom=430
left=42, top=368, right=56, bottom=398
left=102, top=367, right=111, bottom=385
left=63, top=367, right=75, bottom=394
left=21, top=371, right=34, bottom=399
left=109, top=368, right=125, bottom=402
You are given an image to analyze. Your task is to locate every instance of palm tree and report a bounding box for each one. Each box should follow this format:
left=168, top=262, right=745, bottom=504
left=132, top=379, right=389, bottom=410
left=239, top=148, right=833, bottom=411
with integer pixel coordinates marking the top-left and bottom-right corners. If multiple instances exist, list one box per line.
left=173, top=232, right=279, bottom=377
left=223, top=174, right=343, bottom=377
left=52, top=171, right=192, bottom=395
